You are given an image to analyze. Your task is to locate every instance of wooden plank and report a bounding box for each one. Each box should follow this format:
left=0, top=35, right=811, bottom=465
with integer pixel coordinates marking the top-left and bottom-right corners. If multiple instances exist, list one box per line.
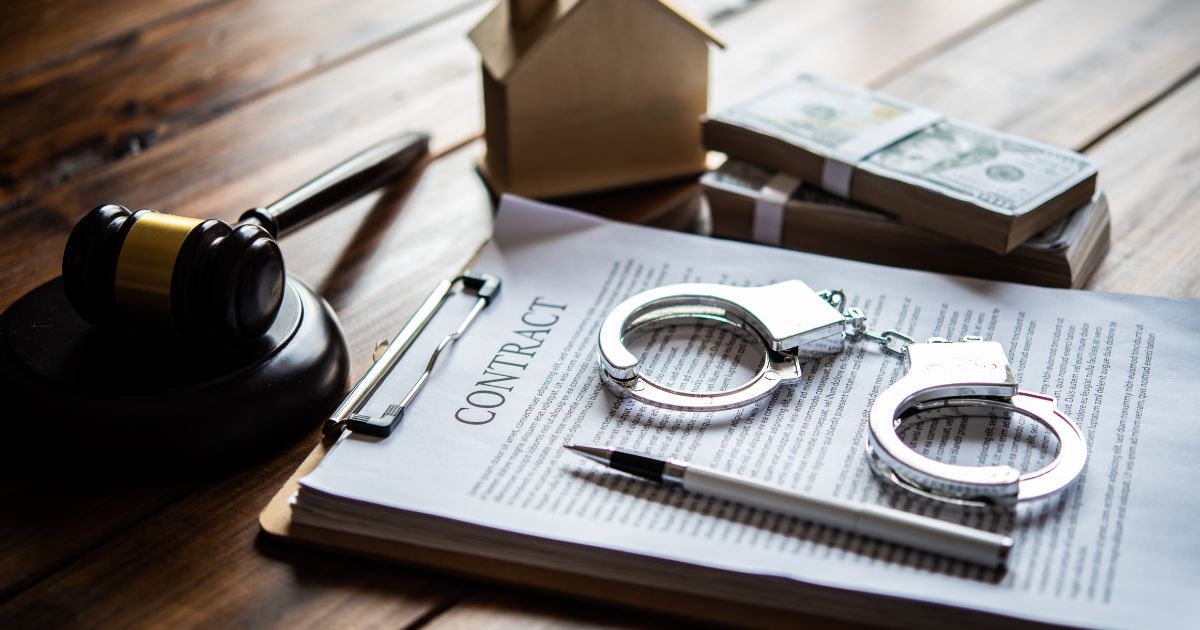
left=417, top=589, right=693, bottom=630
left=0, top=479, right=187, bottom=600
left=418, top=587, right=847, bottom=630
left=0, top=419, right=471, bottom=628
left=1085, top=74, right=1200, bottom=297
left=0, top=0, right=222, bottom=80
left=711, top=0, right=1032, bottom=108
left=0, top=0, right=483, bottom=209
left=876, top=0, right=1200, bottom=151
left=0, top=0, right=1026, bottom=624
left=0, top=3, right=494, bottom=313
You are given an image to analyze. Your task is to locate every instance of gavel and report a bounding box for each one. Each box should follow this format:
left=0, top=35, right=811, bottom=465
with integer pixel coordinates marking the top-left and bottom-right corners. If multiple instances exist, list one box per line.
left=61, top=132, right=429, bottom=344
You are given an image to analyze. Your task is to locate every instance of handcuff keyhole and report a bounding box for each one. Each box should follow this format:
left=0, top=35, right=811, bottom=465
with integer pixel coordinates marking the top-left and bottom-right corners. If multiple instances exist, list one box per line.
left=623, top=322, right=765, bottom=394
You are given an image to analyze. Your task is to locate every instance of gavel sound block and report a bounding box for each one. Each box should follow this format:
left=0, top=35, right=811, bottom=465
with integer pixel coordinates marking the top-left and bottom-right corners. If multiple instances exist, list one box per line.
left=0, top=133, right=429, bottom=470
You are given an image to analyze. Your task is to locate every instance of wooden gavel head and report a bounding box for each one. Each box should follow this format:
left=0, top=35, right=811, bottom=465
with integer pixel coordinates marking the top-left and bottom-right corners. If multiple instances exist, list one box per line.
left=59, top=132, right=430, bottom=345
left=62, top=204, right=285, bottom=345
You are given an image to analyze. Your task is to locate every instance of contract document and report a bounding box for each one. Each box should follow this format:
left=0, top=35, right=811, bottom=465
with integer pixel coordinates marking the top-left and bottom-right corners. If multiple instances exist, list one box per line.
left=293, top=196, right=1198, bottom=628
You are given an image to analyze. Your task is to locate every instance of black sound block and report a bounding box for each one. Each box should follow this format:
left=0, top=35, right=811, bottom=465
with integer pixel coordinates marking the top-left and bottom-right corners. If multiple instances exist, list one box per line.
left=0, top=276, right=349, bottom=473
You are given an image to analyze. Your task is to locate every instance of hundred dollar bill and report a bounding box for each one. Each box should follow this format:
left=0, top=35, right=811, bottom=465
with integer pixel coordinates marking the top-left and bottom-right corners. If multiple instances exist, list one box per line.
left=717, top=75, right=929, bottom=154
left=703, top=159, right=1110, bottom=288
left=865, top=121, right=1097, bottom=217
left=703, top=75, right=1099, bottom=253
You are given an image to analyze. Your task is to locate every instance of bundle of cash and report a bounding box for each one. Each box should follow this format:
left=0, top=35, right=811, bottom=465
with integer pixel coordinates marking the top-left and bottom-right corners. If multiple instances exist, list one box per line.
left=702, top=75, right=1099, bottom=254
left=703, top=160, right=1110, bottom=288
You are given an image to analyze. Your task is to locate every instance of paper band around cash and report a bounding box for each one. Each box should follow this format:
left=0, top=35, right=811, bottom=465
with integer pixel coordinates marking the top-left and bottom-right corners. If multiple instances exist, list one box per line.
left=752, top=173, right=801, bottom=245
left=820, top=106, right=944, bottom=198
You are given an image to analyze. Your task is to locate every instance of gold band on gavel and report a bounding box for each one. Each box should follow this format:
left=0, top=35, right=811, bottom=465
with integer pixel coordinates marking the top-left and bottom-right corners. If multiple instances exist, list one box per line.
left=114, top=212, right=203, bottom=322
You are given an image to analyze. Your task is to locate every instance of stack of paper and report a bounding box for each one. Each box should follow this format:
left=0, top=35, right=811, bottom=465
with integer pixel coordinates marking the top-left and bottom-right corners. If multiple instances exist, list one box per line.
left=289, top=197, right=1197, bottom=628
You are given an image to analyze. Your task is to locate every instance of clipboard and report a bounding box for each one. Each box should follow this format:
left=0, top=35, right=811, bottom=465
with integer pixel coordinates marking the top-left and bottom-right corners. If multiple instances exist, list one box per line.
left=257, top=272, right=1023, bottom=630
left=256, top=269, right=802, bottom=625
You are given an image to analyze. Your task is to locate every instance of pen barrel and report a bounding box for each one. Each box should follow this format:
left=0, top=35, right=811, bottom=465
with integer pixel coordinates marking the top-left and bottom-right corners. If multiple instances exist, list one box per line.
left=682, top=467, right=1010, bottom=568
left=855, top=504, right=1009, bottom=568
left=241, top=132, right=430, bottom=238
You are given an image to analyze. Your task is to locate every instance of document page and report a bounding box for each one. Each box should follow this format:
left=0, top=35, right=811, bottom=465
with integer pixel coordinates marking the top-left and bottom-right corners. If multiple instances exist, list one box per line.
left=298, top=196, right=1198, bottom=627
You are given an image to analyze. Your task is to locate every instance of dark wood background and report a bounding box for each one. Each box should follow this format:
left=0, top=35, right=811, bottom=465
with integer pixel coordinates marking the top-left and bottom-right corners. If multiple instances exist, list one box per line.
left=1, top=0, right=1197, bottom=626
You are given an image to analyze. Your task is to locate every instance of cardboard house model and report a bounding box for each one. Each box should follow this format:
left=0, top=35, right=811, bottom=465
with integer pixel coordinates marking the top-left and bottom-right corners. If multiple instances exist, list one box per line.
left=470, top=0, right=723, bottom=199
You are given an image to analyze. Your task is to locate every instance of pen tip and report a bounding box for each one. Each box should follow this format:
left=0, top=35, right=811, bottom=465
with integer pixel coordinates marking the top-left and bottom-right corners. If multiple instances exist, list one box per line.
left=562, top=443, right=612, bottom=465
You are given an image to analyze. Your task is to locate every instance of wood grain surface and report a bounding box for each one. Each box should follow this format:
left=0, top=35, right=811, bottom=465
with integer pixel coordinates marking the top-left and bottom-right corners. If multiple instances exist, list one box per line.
left=0, top=0, right=485, bottom=209
left=0, top=0, right=225, bottom=81
left=1087, top=74, right=1200, bottom=297
left=0, top=0, right=1197, bottom=627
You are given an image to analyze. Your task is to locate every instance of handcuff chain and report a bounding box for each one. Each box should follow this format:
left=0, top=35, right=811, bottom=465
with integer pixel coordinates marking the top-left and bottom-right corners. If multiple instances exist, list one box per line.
left=818, top=289, right=914, bottom=358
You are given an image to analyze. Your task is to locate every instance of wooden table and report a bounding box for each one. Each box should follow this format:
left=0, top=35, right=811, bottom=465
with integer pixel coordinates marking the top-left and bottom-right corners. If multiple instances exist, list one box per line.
left=1, top=0, right=1197, bottom=626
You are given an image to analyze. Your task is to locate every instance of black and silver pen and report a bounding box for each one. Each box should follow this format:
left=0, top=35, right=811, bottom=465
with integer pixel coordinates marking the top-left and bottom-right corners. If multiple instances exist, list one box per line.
left=565, top=443, right=1012, bottom=568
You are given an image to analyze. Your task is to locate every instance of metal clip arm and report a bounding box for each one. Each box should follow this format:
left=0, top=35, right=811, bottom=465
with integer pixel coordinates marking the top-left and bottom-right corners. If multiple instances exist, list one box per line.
left=325, top=272, right=501, bottom=437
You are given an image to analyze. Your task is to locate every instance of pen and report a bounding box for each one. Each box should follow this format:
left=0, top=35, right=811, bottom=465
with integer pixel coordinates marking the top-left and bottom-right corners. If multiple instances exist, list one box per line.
left=564, top=443, right=1012, bottom=568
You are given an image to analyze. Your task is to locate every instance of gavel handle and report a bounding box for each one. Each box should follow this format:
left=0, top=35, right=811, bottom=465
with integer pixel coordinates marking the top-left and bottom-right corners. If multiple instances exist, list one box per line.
left=239, top=131, right=430, bottom=238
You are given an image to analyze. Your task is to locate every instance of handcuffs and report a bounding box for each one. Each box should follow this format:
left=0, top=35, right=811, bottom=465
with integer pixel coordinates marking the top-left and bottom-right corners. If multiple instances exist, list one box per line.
left=597, top=281, right=1087, bottom=508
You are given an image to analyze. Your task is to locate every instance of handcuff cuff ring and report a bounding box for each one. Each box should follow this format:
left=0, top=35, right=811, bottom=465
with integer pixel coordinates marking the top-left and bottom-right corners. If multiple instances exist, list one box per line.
left=596, top=281, right=847, bottom=411
left=866, top=338, right=1087, bottom=507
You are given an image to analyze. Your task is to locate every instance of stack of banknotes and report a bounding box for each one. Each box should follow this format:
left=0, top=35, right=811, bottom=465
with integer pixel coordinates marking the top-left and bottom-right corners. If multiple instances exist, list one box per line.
left=701, top=75, right=1110, bottom=286
left=703, top=160, right=1109, bottom=288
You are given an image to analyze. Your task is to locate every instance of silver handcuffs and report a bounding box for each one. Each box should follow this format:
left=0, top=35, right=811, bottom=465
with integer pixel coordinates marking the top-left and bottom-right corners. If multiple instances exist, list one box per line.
left=597, top=281, right=1087, bottom=507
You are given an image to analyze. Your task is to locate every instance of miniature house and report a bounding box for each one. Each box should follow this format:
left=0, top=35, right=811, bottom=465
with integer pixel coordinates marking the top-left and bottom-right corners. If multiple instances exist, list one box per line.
left=470, top=0, right=722, bottom=199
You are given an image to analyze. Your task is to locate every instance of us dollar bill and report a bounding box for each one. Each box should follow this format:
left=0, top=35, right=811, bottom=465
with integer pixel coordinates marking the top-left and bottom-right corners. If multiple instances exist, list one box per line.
left=718, top=75, right=1098, bottom=217
left=707, top=159, right=1080, bottom=250
left=864, top=120, right=1097, bottom=217
left=719, top=75, right=923, bottom=153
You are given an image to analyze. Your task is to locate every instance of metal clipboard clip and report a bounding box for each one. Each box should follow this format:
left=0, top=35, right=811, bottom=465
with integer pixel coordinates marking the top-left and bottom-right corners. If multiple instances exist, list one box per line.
left=324, top=271, right=501, bottom=437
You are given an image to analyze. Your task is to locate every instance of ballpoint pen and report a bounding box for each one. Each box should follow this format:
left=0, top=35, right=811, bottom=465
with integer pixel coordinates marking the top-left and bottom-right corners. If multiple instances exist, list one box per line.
left=565, top=443, right=1012, bottom=568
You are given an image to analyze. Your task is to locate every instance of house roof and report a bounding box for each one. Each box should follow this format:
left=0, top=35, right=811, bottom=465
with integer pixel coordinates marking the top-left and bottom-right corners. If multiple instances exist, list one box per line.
left=469, top=0, right=724, bottom=82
